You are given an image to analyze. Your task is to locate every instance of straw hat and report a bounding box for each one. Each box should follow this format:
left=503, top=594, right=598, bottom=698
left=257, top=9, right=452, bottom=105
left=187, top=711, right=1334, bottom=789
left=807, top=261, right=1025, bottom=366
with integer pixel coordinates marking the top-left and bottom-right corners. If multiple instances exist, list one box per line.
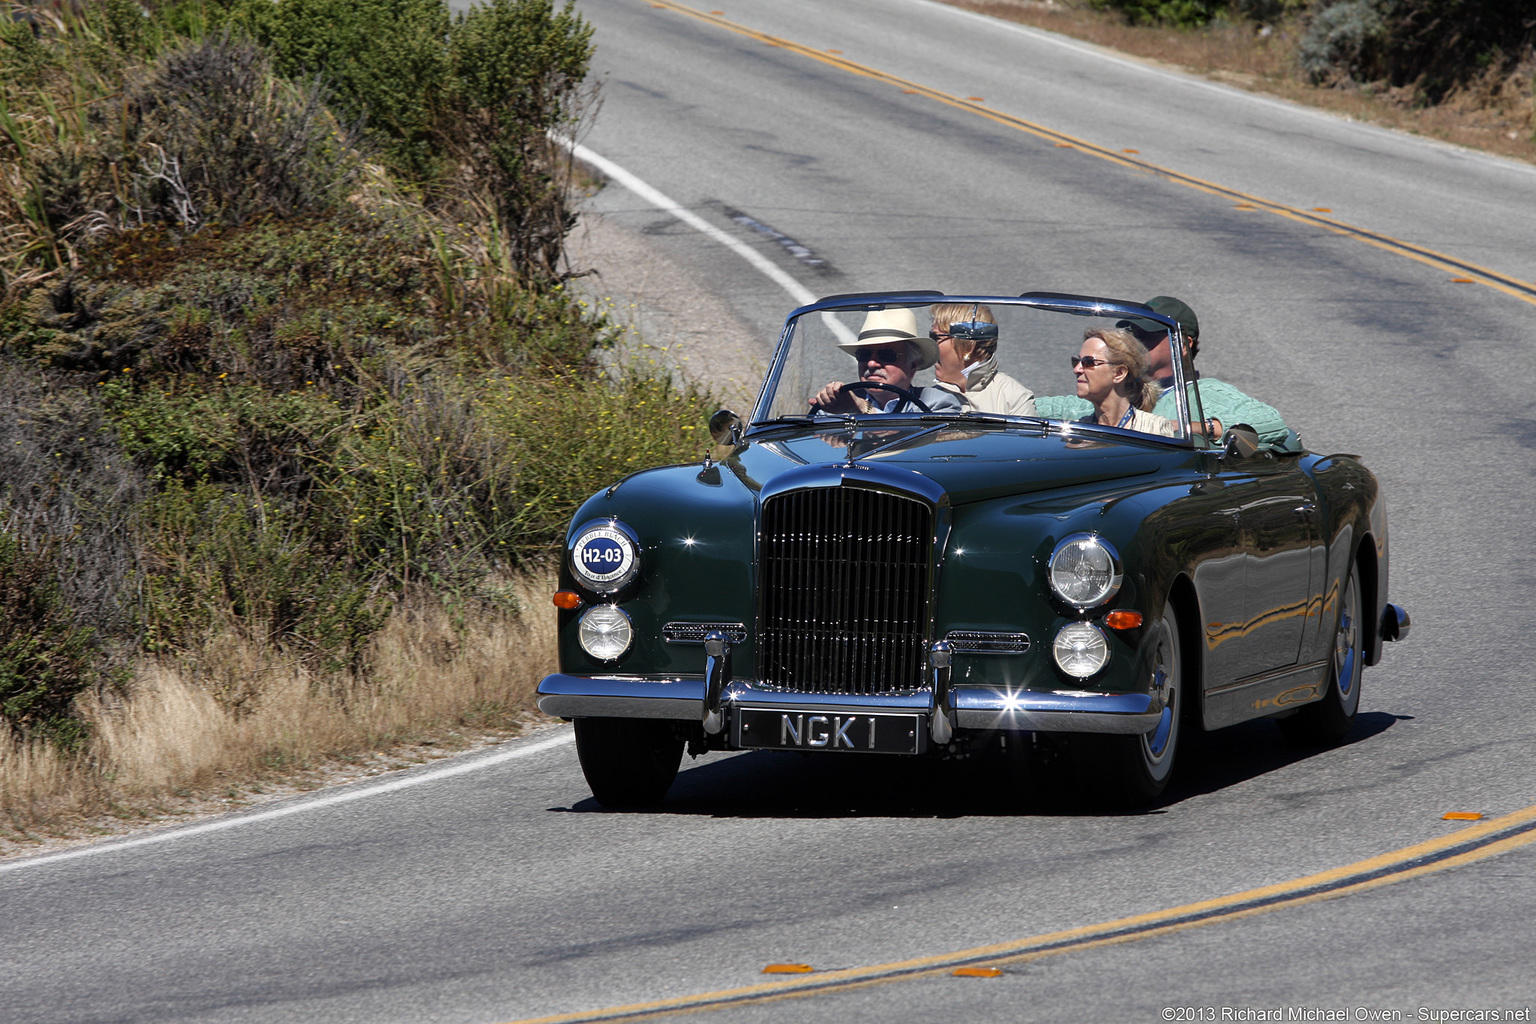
left=837, top=307, right=938, bottom=370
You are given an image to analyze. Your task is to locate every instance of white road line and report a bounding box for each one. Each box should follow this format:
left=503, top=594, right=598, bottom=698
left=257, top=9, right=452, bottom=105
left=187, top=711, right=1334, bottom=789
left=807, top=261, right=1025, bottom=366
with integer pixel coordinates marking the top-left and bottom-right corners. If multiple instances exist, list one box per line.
left=571, top=141, right=817, bottom=307
left=567, top=142, right=857, bottom=344
left=0, top=730, right=574, bottom=874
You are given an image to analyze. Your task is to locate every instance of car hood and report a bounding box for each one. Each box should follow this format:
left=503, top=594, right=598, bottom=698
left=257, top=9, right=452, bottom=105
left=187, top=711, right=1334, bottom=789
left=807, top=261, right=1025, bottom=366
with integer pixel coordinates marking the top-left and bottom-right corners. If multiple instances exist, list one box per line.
left=733, top=422, right=1168, bottom=505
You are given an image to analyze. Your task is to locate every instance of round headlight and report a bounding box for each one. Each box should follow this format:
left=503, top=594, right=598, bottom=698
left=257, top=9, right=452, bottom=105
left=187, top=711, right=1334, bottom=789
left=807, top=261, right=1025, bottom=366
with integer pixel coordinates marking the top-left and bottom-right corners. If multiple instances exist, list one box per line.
left=578, top=604, right=633, bottom=661
left=570, top=520, right=640, bottom=593
left=1048, top=534, right=1123, bottom=608
left=1053, top=622, right=1109, bottom=679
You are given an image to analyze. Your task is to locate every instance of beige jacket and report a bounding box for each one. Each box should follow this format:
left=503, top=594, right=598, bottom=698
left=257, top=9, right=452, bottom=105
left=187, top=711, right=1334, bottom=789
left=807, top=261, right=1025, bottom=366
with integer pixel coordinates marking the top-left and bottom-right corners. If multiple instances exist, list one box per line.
left=935, top=355, right=1038, bottom=416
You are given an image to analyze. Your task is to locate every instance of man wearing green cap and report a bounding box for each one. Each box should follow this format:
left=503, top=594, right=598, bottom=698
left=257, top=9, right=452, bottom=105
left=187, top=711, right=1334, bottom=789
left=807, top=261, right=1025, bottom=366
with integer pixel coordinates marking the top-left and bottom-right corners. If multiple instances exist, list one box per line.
left=1035, top=296, right=1288, bottom=445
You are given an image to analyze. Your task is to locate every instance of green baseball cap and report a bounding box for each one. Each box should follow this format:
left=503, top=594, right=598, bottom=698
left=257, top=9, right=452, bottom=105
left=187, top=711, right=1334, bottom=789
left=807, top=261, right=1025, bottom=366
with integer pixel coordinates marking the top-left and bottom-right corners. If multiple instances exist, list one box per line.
left=1117, top=295, right=1199, bottom=343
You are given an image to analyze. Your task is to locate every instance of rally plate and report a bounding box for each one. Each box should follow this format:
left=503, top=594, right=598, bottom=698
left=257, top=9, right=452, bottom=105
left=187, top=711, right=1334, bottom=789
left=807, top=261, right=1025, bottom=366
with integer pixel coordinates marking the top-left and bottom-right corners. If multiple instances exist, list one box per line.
left=735, top=708, right=923, bottom=755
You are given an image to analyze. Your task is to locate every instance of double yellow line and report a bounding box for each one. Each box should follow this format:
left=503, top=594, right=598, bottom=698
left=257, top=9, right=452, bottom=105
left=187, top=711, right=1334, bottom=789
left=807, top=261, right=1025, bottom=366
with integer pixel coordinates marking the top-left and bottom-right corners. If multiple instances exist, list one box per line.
left=643, top=0, right=1536, bottom=309
left=502, top=803, right=1536, bottom=1023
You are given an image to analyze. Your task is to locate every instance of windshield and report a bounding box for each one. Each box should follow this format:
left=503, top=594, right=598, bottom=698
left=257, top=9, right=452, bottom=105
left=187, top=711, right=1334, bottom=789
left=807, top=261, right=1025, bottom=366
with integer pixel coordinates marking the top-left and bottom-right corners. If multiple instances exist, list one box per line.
left=750, top=295, right=1202, bottom=443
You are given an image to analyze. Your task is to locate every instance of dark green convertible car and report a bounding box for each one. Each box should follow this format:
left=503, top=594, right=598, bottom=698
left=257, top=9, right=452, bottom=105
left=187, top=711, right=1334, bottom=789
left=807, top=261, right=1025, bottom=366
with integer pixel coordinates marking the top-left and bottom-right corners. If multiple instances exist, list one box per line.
left=538, top=292, right=1409, bottom=805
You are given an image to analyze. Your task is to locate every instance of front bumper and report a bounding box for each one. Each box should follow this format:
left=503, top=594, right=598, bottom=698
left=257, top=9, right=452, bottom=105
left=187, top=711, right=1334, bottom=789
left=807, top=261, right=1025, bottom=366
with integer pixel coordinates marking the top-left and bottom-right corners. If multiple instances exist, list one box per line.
left=536, top=674, right=1163, bottom=736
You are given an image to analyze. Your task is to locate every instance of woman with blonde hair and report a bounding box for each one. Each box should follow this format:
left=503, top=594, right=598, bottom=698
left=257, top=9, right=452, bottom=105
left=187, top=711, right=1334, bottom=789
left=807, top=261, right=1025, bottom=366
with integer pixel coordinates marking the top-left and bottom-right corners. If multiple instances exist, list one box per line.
left=1072, top=327, right=1176, bottom=436
left=930, top=303, right=1036, bottom=416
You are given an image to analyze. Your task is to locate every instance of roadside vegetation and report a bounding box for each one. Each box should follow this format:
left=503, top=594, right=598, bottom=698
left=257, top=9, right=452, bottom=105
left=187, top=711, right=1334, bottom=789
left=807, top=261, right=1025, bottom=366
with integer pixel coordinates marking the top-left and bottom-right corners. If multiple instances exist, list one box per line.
left=947, top=0, right=1535, bottom=163
left=0, top=0, right=711, bottom=846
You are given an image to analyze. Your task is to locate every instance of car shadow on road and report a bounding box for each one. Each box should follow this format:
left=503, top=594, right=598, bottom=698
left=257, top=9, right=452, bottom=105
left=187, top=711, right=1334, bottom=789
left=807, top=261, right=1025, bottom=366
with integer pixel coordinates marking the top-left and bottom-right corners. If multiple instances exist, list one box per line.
left=552, top=711, right=1410, bottom=819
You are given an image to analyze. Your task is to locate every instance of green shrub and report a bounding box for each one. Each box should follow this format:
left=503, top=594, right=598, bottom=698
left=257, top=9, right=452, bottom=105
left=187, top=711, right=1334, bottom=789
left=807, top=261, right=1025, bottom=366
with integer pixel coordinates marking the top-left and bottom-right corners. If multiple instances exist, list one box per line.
left=1087, top=0, right=1230, bottom=27
left=252, top=0, right=450, bottom=180
left=0, top=531, right=103, bottom=745
left=137, top=480, right=385, bottom=677
left=248, top=0, right=594, bottom=283
left=1299, top=0, right=1389, bottom=83
left=0, top=0, right=712, bottom=754
left=444, top=0, right=595, bottom=281
left=1300, top=0, right=1536, bottom=99
left=0, top=356, right=145, bottom=645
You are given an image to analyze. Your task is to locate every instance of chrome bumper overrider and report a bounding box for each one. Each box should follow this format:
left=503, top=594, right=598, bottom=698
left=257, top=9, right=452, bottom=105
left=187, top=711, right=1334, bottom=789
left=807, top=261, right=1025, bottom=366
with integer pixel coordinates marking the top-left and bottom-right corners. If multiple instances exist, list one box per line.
left=1381, top=603, right=1411, bottom=642
left=536, top=674, right=1164, bottom=736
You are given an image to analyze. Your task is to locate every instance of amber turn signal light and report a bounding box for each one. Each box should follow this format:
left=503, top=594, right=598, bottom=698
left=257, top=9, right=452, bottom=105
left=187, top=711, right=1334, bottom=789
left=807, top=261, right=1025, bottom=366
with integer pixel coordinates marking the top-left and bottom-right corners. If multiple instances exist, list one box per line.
left=552, top=591, right=582, bottom=610
left=1104, top=610, right=1143, bottom=630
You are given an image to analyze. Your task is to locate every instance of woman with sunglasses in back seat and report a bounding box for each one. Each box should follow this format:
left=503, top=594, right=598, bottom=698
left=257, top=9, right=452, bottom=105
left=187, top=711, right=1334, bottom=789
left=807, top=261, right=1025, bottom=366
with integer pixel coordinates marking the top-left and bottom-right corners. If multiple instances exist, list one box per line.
left=1073, top=326, right=1177, bottom=437
left=928, top=302, right=1037, bottom=417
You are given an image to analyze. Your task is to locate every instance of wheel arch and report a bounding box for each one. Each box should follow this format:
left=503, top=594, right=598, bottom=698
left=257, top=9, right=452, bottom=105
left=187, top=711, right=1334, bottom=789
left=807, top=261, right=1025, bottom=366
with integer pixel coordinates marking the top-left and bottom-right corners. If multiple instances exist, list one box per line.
left=1355, top=533, right=1383, bottom=666
left=1165, top=572, right=1205, bottom=732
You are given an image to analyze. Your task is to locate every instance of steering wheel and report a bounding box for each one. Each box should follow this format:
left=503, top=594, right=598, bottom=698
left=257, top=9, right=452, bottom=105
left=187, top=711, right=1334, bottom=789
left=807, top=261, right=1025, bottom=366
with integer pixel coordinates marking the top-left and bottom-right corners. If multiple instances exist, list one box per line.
left=832, top=381, right=933, bottom=414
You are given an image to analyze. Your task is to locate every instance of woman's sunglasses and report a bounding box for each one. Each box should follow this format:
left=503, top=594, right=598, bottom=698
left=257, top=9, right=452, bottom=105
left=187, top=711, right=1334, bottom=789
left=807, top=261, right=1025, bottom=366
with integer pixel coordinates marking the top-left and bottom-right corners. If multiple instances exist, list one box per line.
left=1070, top=355, right=1118, bottom=369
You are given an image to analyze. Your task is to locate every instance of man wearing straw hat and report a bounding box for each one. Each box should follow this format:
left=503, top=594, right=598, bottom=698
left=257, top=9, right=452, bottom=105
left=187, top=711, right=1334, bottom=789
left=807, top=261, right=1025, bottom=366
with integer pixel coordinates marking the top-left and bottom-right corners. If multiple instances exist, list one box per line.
left=810, top=307, right=963, bottom=415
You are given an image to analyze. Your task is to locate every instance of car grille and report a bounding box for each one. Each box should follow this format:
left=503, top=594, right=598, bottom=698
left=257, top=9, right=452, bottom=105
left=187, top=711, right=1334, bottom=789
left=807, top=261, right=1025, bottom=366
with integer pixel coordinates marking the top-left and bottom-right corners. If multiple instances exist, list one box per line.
left=757, top=486, right=932, bottom=695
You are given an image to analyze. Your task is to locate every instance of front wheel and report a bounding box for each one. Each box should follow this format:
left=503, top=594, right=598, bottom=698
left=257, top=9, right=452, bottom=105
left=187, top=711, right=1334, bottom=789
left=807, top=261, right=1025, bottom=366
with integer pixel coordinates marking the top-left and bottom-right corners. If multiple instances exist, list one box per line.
left=573, top=718, right=684, bottom=807
left=1279, top=564, right=1363, bottom=746
left=1094, top=602, right=1183, bottom=806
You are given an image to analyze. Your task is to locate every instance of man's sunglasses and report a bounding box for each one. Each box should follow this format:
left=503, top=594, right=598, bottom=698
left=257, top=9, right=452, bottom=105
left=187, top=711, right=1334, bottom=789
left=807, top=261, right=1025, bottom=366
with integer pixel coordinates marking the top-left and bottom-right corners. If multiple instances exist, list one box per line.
left=1070, top=355, right=1118, bottom=369
left=854, top=346, right=908, bottom=365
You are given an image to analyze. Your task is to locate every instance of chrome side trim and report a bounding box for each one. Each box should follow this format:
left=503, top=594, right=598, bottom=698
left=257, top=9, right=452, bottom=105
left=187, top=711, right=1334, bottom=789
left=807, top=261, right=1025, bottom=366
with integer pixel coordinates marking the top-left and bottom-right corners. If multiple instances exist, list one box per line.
left=536, top=674, right=704, bottom=720
left=1381, top=603, right=1411, bottom=642
left=664, top=621, right=748, bottom=645
left=952, top=687, right=1162, bottom=734
left=945, top=630, right=1030, bottom=654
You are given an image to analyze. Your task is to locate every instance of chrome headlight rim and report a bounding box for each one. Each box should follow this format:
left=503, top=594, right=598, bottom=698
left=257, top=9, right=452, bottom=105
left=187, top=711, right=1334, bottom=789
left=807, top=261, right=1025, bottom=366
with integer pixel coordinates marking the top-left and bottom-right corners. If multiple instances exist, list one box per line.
left=578, top=603, right=634, bottom=662
left=1047, top=532, right=1124, bottom=610
left=569, top=518, right=641, bottom=594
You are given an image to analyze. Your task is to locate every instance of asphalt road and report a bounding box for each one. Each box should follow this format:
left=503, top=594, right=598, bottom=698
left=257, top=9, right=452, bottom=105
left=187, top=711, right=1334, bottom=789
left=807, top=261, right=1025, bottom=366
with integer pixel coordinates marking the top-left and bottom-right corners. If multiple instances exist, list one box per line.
left=4, top=2, right=1536, bottom=1022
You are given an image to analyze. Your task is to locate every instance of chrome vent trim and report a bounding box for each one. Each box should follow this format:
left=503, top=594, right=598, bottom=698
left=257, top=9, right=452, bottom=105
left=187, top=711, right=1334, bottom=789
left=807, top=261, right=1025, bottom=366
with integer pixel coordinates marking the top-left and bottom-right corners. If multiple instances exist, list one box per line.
left=945, top=630, right=1030, bottom=654
left=663, top=621, right=748, bottom=645
left=757, top=485, right=933, bottom=696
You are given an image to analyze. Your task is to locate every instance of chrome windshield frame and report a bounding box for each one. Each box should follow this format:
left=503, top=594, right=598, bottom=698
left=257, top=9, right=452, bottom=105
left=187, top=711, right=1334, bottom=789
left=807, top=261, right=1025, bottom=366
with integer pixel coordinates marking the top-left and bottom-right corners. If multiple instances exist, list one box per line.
left=747, top=291, right=1199, bottom=445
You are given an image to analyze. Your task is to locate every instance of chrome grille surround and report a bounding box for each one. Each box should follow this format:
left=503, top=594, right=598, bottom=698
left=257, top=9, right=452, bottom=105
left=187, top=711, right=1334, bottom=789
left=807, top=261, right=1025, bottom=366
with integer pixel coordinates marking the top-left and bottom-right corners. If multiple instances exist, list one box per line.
left=756, top=483, right=934, bottom=695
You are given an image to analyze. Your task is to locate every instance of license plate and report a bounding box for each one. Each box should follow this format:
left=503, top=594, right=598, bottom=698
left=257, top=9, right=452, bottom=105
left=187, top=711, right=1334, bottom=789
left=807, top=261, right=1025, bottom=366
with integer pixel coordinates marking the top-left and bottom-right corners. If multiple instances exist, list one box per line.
left=736, top=708, right=923, bottom=754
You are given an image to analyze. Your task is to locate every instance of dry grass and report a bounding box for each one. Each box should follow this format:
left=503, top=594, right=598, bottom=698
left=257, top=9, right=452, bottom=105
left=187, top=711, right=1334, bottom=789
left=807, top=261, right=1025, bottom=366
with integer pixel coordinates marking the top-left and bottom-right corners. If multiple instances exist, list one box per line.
left=0, top=569, right=560, bottom=855
left=943, top=0, right=1536, bottom=165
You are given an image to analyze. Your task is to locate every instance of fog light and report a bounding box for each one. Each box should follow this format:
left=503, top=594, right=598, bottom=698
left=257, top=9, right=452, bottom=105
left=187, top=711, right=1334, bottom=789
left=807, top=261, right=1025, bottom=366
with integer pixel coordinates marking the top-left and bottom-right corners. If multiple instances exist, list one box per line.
left=1053, top=622, right=1108, bottom=678
left=578, top=604, right=633, bottom=661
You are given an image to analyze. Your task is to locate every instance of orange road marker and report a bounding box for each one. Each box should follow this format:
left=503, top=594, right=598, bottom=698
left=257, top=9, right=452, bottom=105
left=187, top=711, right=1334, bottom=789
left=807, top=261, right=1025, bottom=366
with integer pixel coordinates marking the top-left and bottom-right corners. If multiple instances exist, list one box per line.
left=967, top=96, right=984, bottom=102
left=953, top=966, right=1003, bottom=978
left=1443, top=811, right=1484, bottom=820
left=1312, top=207, right=1333, bottom=212
left=1122, top=148, right=1140, bottom=153
left=762, top=964, right=814, bottom=974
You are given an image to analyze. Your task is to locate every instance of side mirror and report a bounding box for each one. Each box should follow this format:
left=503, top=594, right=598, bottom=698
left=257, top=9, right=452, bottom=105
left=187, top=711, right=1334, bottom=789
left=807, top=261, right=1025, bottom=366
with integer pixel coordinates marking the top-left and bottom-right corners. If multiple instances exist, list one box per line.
left=1221, top=424, right=1260, bottom=460
left=708, top=409, right=744, bottom=447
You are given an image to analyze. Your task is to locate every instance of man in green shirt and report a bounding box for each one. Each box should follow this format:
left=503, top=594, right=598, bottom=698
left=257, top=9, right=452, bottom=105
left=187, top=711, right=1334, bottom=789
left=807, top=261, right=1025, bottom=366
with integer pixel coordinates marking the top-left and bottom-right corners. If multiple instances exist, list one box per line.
left=1034, top=296, right=1290, bottom=446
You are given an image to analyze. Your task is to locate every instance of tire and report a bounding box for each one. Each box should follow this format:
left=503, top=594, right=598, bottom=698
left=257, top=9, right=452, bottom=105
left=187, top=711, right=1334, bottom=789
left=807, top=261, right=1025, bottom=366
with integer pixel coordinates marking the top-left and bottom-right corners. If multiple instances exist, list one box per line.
left=573, top=717, right=685, bottom=807
left=1279, top=564, right=1363, bottom=746
left=1095, top=602, right=1183, bottom=806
